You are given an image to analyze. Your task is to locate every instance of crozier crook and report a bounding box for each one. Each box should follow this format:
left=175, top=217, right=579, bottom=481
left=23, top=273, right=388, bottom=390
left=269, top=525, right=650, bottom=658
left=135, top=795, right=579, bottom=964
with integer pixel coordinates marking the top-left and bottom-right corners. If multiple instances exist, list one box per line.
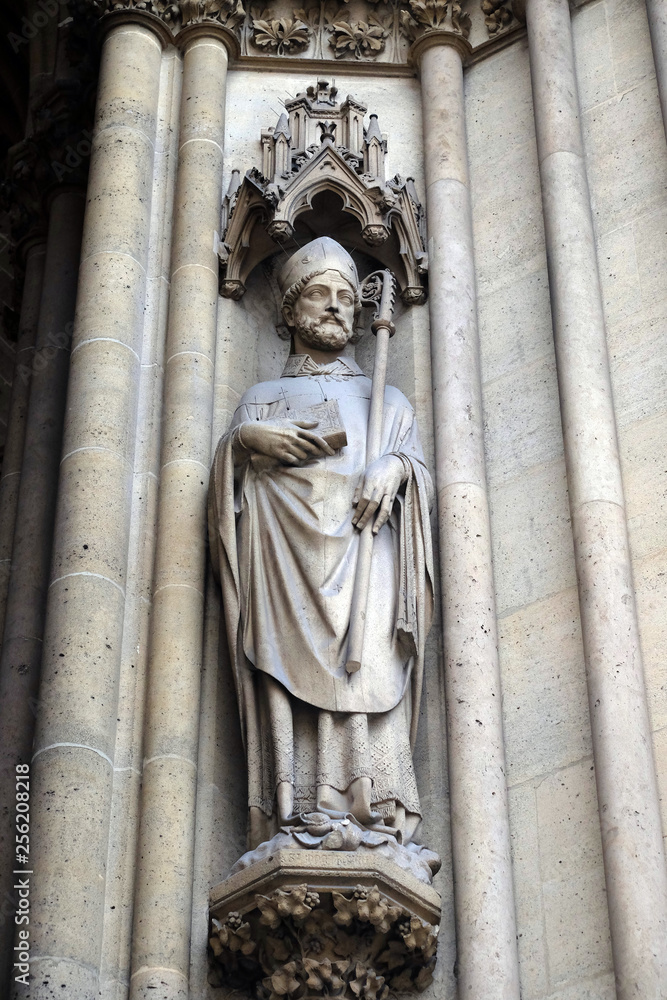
left=346, top=269, right=397, bottom=674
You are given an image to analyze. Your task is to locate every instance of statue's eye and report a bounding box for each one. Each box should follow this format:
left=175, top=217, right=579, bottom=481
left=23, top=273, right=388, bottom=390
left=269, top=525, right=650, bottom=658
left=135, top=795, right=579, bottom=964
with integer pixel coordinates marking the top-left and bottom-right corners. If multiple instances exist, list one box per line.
left=339, top=293, right=353, bottom=305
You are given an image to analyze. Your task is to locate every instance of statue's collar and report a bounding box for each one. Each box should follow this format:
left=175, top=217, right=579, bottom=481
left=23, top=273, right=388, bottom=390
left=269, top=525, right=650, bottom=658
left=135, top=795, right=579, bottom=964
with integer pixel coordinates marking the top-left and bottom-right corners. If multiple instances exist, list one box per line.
left=281, top=354, right=364, bottom=379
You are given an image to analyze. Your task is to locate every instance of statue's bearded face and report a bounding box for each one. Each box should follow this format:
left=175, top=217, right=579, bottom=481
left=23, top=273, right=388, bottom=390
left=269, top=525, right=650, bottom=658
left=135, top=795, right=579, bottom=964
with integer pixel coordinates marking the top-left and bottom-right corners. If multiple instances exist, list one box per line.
left=285, top=270, right=357, bottom=351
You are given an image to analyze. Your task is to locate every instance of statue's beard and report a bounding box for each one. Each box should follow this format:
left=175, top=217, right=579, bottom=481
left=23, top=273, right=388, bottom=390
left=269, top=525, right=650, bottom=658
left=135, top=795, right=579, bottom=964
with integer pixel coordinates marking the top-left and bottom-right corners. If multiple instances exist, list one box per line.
left=294, top=314, right=352, bottom=352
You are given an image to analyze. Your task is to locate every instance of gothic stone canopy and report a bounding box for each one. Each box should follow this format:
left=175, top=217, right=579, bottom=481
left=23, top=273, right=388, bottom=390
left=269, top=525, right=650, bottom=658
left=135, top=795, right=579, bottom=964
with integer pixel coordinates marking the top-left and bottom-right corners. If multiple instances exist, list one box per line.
left=218, top=80, right=428, bottom=304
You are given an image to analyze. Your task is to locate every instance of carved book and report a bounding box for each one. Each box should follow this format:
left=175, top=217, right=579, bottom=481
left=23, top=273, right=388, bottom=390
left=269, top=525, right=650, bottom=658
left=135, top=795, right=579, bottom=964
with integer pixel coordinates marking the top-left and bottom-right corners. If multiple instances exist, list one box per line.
left=286, top=398, right=347, bottom=451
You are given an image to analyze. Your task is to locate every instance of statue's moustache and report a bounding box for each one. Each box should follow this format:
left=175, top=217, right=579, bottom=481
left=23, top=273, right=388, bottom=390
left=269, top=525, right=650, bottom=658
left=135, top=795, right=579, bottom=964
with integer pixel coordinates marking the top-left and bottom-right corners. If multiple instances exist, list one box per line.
left=324, top=312, right=346, bottom=327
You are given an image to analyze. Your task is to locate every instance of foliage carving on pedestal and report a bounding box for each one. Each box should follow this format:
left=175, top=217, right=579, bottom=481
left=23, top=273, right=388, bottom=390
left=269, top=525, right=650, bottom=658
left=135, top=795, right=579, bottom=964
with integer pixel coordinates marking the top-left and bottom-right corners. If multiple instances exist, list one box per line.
left=209, top=883, right=438, bottom=997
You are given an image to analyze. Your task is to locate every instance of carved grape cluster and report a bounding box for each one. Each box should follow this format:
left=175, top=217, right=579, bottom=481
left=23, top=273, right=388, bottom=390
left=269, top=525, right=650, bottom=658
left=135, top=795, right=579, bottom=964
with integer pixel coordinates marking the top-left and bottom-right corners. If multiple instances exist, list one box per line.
left=481, top=0, right=513, bottom=33
left=209, top=882, right=438, bottom=997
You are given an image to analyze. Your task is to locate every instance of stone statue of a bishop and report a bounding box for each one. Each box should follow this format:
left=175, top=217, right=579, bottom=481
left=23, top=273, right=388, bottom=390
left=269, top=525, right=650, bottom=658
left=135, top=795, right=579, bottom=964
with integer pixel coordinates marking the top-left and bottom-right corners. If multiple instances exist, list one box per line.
left=209, top=237, right=434, bottom=855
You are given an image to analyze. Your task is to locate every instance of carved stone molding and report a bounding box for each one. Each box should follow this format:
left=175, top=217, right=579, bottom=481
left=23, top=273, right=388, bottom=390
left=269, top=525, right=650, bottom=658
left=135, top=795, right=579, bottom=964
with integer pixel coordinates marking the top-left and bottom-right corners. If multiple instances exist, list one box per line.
left=400, top=0, right=470, bottom=39
left=78, top=0, right=523, bottom=63
left=219, top=81, right=427, bottom=304
left=209, top=851, right=441, bottom=998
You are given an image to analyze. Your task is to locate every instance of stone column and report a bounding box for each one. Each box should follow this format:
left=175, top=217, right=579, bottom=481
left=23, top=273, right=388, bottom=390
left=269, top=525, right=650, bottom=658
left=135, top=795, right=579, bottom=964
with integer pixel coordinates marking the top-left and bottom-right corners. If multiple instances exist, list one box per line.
left=129, top=24, right=232, bottom=1000
left=410, top=30, right=520, bottom=1000
left=23, top=14, right=167, bottom=998
left=97, top=44, right=182, bottom=1000
left=0, top=237, right=46, bottom=637
left=646, top=0, right=667, bottom=141
left=0, top=192, right=84, bottom=992
left=525, top=1, right=667, bottom=996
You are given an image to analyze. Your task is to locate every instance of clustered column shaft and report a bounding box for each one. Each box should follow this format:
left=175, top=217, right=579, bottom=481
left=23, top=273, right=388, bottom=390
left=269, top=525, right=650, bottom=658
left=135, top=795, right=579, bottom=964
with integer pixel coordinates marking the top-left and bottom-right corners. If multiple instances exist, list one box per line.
left=23, top=18, right=164, bottom=999
left=129, top=26, right=229, bottom=1000
left=525, top=1, right=667, bottom=996
left=0, top=239, right=46, bottom=639
left=97, top=45, right=182, bottom=1000
left=0, top=193, right=84, bottom=990
left=645, top=0, right=667, bottom=141
left=413, top=32, right=521, bottom=1000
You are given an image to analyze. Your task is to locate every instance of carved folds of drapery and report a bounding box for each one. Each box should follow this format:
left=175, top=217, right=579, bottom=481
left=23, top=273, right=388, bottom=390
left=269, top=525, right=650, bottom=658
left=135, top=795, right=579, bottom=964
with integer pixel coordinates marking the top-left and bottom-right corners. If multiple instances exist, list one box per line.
left=84, top=0, right=524, bottom=61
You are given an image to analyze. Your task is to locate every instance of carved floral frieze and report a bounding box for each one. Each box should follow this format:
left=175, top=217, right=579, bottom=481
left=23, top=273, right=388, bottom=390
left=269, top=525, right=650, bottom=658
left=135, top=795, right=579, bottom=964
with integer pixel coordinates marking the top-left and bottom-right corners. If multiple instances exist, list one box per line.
left=179, top=0, right=246, bottom=29
left=399, top=0, right=470, bottom=39
left=251, top=8, right=312, bottom=53
left=329, top=12, right=390, bottom=59
left=84, top=0, right=522, bottom=62
left=209, top=883, right=438, bottom=998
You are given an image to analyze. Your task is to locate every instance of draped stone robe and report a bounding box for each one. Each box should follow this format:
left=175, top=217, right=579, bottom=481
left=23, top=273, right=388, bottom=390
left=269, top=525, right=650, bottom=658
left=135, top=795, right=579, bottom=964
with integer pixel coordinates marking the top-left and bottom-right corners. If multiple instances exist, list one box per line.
left=209, top=355, right=434, bottom=848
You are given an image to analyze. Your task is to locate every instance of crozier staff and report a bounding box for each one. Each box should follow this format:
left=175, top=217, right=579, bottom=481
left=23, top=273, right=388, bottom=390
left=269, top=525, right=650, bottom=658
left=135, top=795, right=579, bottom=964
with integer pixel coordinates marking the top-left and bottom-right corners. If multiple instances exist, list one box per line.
left=209, top=237, right=434, bottom=849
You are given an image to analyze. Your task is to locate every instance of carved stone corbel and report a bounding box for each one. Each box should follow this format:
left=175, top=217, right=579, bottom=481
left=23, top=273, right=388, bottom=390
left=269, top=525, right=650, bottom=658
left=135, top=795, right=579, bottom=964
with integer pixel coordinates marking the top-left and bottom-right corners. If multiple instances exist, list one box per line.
left=209, top=851, right=441, bottom=998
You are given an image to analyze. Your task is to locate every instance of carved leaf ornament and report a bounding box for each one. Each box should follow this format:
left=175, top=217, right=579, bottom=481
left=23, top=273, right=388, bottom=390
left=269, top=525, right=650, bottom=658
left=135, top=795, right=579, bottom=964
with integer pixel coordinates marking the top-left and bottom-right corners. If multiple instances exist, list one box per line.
left=177, top=0, right=245, bottom=27
left=209, top=883, right=439, bottom=997
left=252, top=10, right=312, bottom=53
left=329, top=14, right=390, bottom=59
left=400, top=0, right=471, bottom=38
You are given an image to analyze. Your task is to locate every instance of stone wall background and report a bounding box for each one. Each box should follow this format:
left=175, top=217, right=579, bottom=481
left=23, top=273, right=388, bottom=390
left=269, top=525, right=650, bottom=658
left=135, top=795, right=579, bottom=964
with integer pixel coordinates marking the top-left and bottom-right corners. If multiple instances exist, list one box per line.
left=467, top=2, right=666, bottom=998
left=573, top=0, right=667, bottom=872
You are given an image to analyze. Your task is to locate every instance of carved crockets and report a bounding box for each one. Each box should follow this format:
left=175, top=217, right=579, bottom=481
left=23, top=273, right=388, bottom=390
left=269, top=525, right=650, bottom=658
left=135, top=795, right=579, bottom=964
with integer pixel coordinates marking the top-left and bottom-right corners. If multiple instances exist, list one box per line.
left=218, top=81, right=428, bottom=304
